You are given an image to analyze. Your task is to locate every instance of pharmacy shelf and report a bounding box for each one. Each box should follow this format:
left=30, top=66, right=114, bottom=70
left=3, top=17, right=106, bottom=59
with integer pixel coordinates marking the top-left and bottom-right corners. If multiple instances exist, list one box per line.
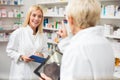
left=0, top=4, right=23, bottom=6
left=44, top=14, right=64, bottom=18
left=0, top=29, right=14, bottom=33
left=0, top=40, right=8, bottom=42
left=43, top=27, right=59, bottom=31
left=37, top=1, right=68, bottom=5
left=105, top=35, right=120, bottom=39
left=101, top=16, right=120, bottom=19
left=0, top=17, right=23, bottom=19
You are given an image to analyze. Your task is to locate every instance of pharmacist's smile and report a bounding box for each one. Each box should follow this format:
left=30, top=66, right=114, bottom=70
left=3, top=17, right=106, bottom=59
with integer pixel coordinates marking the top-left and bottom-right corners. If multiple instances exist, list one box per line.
left=32, top=20, right=40, bottom=25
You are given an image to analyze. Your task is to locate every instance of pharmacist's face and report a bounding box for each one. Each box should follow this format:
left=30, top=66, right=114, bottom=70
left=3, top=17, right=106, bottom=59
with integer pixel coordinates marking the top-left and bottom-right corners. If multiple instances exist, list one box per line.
left=29, top=10, right=43, bottom=29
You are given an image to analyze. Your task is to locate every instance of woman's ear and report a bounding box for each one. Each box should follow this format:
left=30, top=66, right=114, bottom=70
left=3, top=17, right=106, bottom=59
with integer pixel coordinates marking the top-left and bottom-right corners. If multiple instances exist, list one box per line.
left=68, top=16, right=74, bottom=26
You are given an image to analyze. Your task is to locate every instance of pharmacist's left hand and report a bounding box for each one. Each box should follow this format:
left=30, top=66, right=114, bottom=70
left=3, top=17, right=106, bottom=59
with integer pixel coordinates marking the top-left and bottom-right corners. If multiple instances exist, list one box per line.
left=34, top=52, right=44, bottom=57
left=57, top=28, right=67, bottom=38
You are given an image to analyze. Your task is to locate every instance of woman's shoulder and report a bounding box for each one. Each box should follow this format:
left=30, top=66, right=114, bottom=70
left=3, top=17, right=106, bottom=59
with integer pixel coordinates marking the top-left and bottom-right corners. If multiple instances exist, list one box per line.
left=11, top=27, right=25, bottom=35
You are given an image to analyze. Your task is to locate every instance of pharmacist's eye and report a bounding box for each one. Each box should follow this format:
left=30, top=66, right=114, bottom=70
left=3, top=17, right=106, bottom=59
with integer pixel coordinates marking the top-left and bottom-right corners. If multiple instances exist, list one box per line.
left=32, top=14, right=36, bottom=17
left=38, top=15, right=43, bottom=18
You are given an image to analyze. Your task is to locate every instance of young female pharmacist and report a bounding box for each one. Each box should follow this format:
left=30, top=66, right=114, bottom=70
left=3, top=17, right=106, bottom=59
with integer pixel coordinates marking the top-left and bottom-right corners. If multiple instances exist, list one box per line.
left=6, top=5, right=48, bottom=80
left=57, top=0, right=115, bottom=80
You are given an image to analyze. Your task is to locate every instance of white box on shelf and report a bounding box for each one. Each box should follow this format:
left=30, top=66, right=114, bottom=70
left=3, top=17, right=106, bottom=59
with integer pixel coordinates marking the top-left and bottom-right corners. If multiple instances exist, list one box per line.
left=1, top=8, right=7, bottom=17
left=8, top=11, right=14, bottom=17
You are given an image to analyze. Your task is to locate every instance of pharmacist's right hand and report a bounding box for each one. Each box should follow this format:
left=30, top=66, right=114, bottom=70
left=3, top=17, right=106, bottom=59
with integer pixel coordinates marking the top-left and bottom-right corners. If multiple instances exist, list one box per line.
left=20, top=55, right=33, bottom=63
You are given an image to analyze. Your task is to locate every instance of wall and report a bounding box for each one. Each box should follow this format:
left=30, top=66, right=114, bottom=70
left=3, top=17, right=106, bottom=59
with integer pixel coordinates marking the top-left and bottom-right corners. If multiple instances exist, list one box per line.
left=0, top=0, right=36, bottom=79
left=0, top=42, right=11, bottom=79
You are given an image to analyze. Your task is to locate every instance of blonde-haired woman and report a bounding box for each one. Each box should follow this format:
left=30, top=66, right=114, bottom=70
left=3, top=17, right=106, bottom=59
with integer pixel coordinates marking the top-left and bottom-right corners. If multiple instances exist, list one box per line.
left=58, top=0, right=114, bottom=80
left=6, top=5, right=48, bottom=80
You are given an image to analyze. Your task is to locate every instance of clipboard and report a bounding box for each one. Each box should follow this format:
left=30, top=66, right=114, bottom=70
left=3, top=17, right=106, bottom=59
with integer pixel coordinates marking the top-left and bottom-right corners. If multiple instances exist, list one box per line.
left=29, top=55, right=47, bottom=63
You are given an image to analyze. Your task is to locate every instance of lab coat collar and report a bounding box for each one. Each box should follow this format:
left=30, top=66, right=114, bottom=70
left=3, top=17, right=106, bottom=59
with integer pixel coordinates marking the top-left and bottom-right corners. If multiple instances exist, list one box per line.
left=71, top=26, right=103, bottom=42
left=26, top=25, right=35, bottom=35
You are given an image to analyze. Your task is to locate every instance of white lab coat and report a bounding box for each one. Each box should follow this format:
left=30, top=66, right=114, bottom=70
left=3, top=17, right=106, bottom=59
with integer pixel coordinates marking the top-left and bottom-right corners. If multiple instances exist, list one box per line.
left=58, top=26, right=115, bottom=80
left=6, top=25, right=48, bottom=80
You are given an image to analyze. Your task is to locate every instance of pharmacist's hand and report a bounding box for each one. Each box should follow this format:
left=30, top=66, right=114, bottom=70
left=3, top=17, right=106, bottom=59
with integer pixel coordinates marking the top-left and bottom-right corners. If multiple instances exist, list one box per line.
left=39, top=73, right=52, bottom=80
left=57, top=20, right=68, bottom=38
left=34, top=52, right=44, bottom=57
left=57, top=27, right=67, bottom=38
left=20, top=55, right=33, bottom=63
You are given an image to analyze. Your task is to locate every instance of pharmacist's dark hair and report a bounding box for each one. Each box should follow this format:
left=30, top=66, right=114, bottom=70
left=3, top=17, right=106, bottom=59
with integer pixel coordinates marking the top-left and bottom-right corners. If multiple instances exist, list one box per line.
left=43, top=62, right=60, bottom=80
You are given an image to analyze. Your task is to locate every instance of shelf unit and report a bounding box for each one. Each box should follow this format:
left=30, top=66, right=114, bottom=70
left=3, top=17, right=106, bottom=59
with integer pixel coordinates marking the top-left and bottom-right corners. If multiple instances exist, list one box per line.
left=100, top=0, right=120, bottom=79
left=0, top=2, right=24, bottom=42
left=0, top=4, right=24, bottom=27
left=0, top=29, right=14, bottom=42
left=37, top=0, right=120, bottom=43
left=100, top=0, right=120, bottom=40
left=36, top=0, right=120, bottom=41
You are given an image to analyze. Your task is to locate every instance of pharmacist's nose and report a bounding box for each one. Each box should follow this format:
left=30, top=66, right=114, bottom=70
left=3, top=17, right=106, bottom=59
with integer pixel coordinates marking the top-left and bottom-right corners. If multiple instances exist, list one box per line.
left=35, top=16, right=39, bottom=20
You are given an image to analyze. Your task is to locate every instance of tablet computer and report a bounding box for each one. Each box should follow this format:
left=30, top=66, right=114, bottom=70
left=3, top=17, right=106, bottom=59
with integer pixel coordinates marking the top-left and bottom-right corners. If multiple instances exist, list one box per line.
left=33, top=50, right=62, bottom=78
left=34, top=56, right=50, bottom=77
